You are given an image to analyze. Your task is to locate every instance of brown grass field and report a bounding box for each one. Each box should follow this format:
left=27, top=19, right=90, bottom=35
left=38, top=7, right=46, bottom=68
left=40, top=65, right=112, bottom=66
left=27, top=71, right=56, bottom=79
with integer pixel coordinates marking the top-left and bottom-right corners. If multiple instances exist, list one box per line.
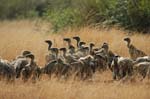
left=0, top=20, right=150, bottom=99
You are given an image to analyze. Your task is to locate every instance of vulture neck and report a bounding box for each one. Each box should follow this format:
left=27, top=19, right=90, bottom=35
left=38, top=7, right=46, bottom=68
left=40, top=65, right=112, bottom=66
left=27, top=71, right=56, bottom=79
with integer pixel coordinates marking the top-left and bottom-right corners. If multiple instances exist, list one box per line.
left=90, top=45, right=93, bottom=53
left=55, top=53, right=58, bottom=59
left=29, top=58, right=34, bottom=66
left=62, top=50, right=67, bottom=58
left=48, top=44, right=52, bottom=51
left=77, top=40, right=80, bottom=48
left=127, top=41, right=131, bottom=48
left=68, top=42, right=72, bottom=48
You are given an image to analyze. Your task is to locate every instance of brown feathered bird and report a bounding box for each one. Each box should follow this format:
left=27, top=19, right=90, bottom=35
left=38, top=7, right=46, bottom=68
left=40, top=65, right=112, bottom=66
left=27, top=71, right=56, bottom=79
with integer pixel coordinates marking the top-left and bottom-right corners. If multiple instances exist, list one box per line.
left=124, top=37, right=147, bottom=60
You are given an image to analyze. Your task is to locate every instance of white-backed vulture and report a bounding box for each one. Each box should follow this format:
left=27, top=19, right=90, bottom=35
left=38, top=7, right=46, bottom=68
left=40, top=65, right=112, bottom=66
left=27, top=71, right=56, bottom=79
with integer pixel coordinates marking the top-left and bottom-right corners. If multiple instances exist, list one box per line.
left=124, top=37, right=147, bottom=60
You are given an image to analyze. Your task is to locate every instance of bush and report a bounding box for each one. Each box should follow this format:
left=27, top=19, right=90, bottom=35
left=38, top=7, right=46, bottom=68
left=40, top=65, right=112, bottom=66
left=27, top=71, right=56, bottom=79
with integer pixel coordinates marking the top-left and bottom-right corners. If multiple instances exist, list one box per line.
left=44, top=0, right=114, bottom=32
left=45, top=8, right=83, bottom=32
left=127, top=0, right=150, bottom=31
left=0, top=0, right=150, bottom=33
left=0, top=0, right=45, bottom=19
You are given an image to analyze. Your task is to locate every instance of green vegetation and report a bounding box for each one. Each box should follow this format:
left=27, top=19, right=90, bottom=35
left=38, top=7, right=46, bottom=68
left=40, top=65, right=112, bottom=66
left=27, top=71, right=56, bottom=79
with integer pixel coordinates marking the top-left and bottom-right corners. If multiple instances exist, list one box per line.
left=0, top=0, right=150, bottom=33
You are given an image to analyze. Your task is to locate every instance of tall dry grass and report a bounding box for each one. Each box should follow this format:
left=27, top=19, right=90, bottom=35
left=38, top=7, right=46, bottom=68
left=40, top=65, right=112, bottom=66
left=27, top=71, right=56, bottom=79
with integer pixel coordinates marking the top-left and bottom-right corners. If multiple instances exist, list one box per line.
left=0, top=20, right=150, bottom=99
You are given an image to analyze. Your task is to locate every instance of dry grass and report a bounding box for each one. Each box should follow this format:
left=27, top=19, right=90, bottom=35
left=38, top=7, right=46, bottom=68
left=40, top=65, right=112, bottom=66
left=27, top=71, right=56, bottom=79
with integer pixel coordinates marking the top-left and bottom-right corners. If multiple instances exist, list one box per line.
left=0, top=20, right=150, bottom=99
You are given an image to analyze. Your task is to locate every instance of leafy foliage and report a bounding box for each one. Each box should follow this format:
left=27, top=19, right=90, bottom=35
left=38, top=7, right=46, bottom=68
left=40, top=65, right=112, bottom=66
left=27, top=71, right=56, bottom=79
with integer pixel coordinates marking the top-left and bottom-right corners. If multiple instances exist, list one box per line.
left=45, top=8, right=83, bottom=32
left=0, top=0, right=150, bottom=33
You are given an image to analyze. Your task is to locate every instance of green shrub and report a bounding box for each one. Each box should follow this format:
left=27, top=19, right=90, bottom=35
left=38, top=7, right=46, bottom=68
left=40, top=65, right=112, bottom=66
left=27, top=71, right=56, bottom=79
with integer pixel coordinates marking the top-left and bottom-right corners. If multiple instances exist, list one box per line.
left=45, top=8, right=83, bottom=32
left=127, top=0, right=150, bottom=31
left=0, top=0, right=43, bottom=19
left=0, top=0, right=150, bottom=33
